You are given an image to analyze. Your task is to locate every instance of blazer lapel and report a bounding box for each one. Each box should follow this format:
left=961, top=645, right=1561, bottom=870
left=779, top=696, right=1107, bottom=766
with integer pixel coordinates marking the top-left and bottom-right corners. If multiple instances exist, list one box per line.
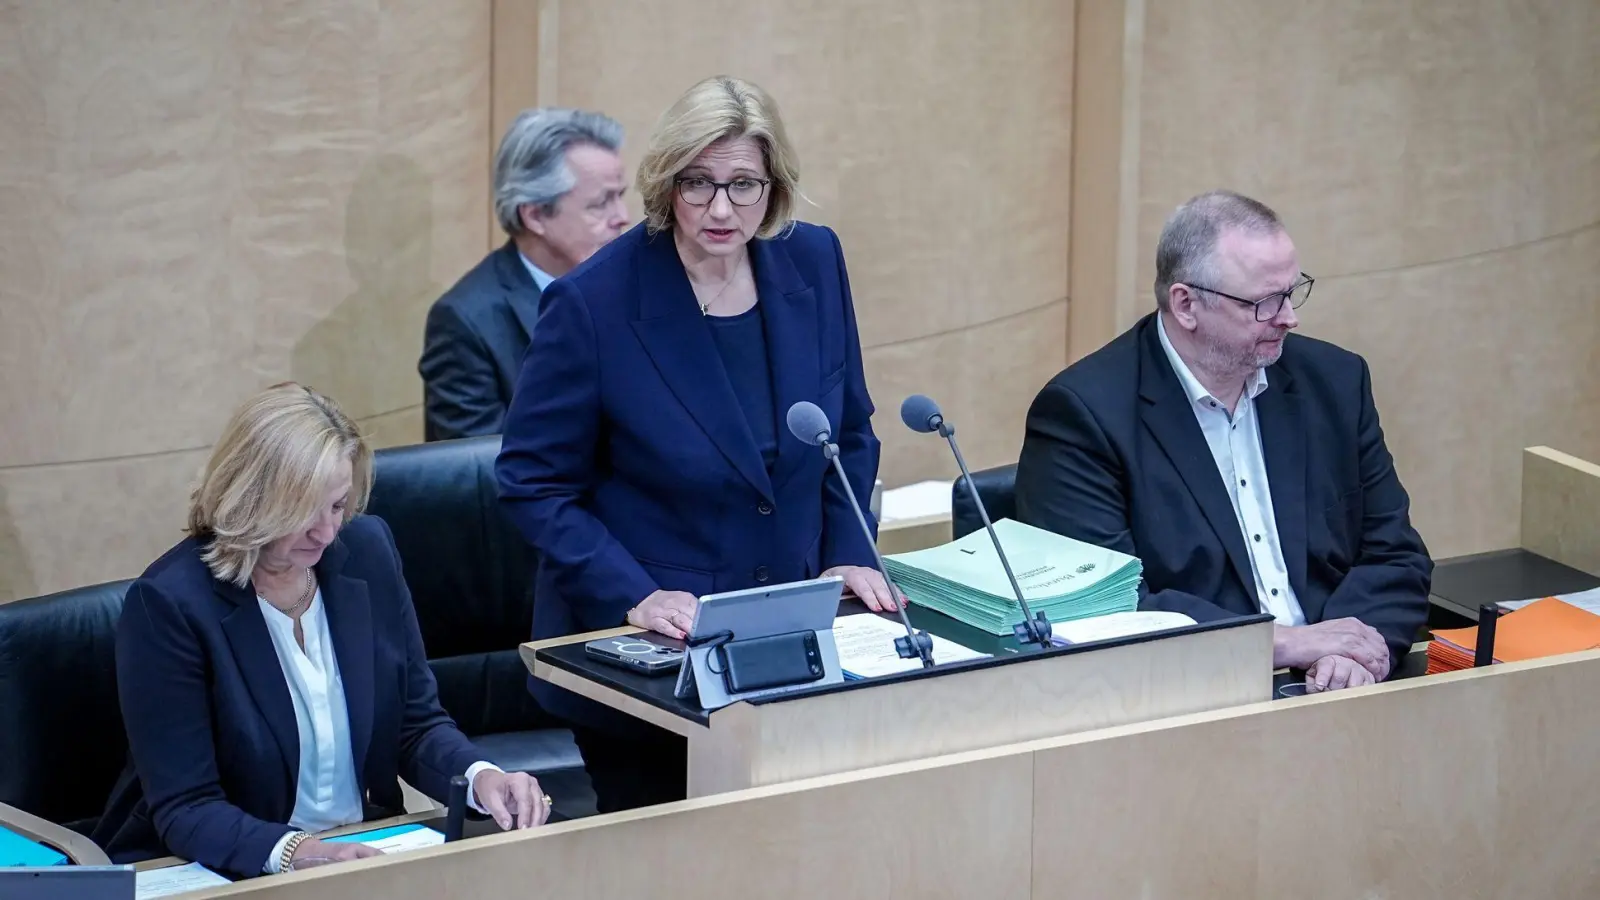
left=1254, top=365, right=1310, bottom=609
left=630, top=230, right=774, bottom=501
left=317, top=537, right=375, bottom=789
left=1136, top=319, right=1257, bottom=597
left=751, top=236, right=820, bottom=488
left=216, top=579, right=299, bottom=794
left=493, top=240, right=545, bottom=341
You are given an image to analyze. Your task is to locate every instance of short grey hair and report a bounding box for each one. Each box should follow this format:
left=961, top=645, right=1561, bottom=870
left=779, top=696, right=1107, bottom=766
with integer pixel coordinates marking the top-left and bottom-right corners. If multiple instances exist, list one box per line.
left=493, top=108, right=624, bottom=235
left=1154, top=190, right=1283, bottom=311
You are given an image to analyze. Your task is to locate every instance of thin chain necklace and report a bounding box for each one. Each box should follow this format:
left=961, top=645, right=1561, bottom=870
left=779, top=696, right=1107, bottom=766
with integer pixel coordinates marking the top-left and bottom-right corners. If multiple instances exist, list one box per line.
left=259, top=567, right=316, bottom=618
left=694, top=258, right=751, bottom=316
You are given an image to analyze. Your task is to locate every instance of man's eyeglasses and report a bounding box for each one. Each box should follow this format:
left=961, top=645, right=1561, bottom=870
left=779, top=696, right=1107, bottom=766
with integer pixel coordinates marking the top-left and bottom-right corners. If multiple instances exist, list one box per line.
left=1185, top=273, right=1315, bottom=322
left=675, top=176, right=770, bottom=207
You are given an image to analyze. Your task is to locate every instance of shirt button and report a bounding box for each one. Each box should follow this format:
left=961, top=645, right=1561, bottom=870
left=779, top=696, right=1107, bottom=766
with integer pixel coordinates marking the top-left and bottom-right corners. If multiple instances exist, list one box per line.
left=757, top=501, right=773, bottom=515
left=754, top=566, right=770, bottom=583
left=1240, top=478, right=1247, bottom=487
left=1271, top=588, right=1279, bottom=596
left=1253, top=534, right=1261, bottom=542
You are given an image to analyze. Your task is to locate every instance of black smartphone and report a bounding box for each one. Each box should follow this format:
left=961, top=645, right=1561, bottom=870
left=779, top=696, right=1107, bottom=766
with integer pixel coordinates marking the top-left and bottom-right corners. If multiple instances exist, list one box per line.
left=716, top=630, right=825, bottom=694
left=584, top=634, right=687, bottom=676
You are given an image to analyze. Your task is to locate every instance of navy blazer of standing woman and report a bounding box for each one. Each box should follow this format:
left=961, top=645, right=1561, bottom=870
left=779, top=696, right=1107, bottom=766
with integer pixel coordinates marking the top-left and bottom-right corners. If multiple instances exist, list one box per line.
left=495, top=215, right=879, bottom=722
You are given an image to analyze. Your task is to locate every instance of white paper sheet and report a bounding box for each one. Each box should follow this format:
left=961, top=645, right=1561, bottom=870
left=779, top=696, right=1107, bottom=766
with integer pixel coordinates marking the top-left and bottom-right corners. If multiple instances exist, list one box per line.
left=879, top=480, right=953, bottom=523
left=1499, top=586, right=1600, bottom=616
left=832, top=613, right=988, bottom=678
left=135, top=862, right=231, bottom=898
left=1049, top=610, right=1197, bottom=646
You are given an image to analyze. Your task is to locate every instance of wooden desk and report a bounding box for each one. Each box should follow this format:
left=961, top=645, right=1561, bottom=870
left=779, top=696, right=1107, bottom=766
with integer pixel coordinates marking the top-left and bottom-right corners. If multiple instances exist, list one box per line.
left=876, top=511, right=952, bottom=555
left=0, top=800, right=110, bottom=866
left=127, top=648, right=1600, bottom=899
left=1429, top=547, right=1600, bottom=621
left=525, top=601, right=1274, bottom=797
left=133, top=808, right=520, bottom=875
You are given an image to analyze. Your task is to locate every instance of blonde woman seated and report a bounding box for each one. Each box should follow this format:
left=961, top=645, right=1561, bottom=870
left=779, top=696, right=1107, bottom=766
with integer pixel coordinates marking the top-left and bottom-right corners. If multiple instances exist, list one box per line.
left=93, top=383, right=548, bottom=877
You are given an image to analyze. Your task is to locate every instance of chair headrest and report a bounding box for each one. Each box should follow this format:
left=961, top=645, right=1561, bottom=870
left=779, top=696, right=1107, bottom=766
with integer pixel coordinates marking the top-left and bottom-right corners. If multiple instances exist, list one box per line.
left=367, top=437, right=536, bottom=658
left=950, top=463, right=1018, bottom=540
left=0, top=580, right=131, bottom=823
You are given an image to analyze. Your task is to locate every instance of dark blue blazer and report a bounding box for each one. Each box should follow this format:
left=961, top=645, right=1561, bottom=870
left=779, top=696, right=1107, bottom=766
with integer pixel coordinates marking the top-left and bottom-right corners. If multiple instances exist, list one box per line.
left=495, top=221, right=880, bottom=724
left=92, top=516, right=481, bottom=876
left=420, top=240, right=544, bottom=441
left=1015, top=314, right=1432, bottom=666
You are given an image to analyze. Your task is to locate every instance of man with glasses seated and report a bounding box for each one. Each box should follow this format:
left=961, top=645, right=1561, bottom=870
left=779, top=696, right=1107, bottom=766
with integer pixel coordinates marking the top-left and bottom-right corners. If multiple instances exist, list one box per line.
left=1016, top=190, right=1431, bottom=693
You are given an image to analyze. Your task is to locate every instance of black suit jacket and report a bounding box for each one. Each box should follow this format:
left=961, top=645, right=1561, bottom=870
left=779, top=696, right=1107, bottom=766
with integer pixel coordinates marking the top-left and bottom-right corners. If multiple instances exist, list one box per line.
left=92, top=516, right=482, bottom=876
left=419, top=241, right=543, bottom=441
left=1016, top=313, right=1432, bottom=665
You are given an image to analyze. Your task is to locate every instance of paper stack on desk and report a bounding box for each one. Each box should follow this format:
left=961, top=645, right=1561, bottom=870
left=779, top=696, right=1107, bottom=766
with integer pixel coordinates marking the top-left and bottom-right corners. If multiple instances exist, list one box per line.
left=832, top=613, right=989, bottom=678
left=1426, top=597, right=1600, bottom=674
left=883, top=519, right=1142, bottom=635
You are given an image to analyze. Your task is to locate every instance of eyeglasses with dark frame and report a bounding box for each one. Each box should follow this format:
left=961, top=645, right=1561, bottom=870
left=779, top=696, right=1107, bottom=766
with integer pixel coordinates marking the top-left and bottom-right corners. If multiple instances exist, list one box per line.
left=1184, top=272, right=1315, bottom=322
left=675, top=175, right=771, bottom=208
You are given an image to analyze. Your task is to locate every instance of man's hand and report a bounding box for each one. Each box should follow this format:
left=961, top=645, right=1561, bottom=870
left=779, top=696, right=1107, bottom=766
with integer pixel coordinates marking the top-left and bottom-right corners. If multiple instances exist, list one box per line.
left=1305, top=654, right=1377, bottom=692
left=1274, top=618, right=1390, bottom=680
left=473, top=770, right=550, bottom=830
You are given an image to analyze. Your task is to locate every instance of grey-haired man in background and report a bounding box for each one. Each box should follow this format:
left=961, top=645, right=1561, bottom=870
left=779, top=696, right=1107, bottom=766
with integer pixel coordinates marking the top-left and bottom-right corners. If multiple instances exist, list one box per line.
left=420, top=108, right=629, bottom=441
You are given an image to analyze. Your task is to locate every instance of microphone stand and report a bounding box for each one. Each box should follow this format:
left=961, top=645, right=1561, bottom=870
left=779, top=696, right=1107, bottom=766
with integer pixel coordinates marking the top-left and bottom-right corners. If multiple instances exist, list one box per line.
left=936, top=419, right=1053, bottom=649
left=822, top=440, right=935, bottom=667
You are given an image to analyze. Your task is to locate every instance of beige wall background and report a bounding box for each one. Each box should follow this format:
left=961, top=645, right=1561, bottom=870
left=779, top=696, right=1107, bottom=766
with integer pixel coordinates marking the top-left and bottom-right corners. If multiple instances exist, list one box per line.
left=0, top=1, right=493, bottom=601
left=1073, top=0, right=1600, bottom=559
left=0, top=0, right=1595, bottom=600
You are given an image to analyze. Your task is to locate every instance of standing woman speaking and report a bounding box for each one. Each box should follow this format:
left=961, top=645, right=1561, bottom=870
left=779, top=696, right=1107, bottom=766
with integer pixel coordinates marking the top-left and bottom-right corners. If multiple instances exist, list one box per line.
left=496, top=75, right=893, bottom=811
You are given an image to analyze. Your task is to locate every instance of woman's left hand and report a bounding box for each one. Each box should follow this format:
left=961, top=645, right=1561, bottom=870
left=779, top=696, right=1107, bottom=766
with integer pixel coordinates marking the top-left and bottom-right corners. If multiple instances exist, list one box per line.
left=472, top=769, right=550, bottom=830
left=822, top=565, right=905, bottom=612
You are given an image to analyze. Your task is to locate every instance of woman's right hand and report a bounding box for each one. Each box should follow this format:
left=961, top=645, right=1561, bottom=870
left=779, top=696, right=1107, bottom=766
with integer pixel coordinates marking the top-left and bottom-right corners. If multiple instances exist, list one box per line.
left=626, top=590, right=699, bottom=639
left=289, top=835, right=384, bottom=869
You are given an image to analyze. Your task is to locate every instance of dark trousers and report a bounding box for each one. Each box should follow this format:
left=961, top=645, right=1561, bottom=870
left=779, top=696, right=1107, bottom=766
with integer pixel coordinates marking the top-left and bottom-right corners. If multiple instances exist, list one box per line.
left=572, top=721, right=687, bottom=813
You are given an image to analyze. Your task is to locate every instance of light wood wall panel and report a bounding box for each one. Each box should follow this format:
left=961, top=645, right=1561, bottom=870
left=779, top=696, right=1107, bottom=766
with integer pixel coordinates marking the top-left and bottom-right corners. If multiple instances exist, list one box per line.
left=159, top=650, right=1600, bottom=899
left=497, top=0, right=1076, bottom=486
left=1072, top=0, right=1600, bottom=557
left=0, top=1, right=493, bottom=600
left=1033, top=652, right=1600, bottom=897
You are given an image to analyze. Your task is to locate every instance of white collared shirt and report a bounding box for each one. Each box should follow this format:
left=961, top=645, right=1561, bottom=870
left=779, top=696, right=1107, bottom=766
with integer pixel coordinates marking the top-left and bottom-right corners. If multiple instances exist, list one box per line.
left=518, top=251, right=555, bottom=292
left=1157, top=316, right=1306, bottom=627
left=257, top=588, right=500, bottom=873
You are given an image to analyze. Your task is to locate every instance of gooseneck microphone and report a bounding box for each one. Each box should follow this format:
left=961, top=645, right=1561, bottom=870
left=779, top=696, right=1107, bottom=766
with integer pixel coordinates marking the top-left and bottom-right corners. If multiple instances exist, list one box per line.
left=786, top=401, right=935, bottom=667
left=900, top=394, right=1053, bottom=649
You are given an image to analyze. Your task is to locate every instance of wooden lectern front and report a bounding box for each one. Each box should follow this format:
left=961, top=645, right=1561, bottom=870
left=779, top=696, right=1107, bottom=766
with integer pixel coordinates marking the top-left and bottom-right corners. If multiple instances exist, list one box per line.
left=522, top=610, right=1274, bottom=797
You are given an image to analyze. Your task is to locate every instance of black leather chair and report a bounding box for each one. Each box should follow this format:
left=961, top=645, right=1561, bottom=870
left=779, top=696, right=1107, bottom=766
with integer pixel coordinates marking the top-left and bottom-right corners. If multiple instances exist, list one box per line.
left=367, top=436, right=587, bottom=801
left=950, top=464, right=1018, bottom=539
left=0, top=580, right=132, bottom=836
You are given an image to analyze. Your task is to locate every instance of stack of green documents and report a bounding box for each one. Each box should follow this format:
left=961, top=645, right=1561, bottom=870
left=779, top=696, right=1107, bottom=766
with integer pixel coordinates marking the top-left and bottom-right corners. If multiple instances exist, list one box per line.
left=883, top=518, right=1143, bottom=635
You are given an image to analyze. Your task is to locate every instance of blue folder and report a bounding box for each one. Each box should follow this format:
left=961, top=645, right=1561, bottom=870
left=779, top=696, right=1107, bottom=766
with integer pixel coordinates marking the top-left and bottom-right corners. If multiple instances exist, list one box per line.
left=0, top=824, right=69, bottom=867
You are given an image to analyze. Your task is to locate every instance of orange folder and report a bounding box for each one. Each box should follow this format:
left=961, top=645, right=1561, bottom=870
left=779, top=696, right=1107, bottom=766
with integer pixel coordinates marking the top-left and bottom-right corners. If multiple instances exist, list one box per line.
left=1427, top=597, right=1600, bottom=674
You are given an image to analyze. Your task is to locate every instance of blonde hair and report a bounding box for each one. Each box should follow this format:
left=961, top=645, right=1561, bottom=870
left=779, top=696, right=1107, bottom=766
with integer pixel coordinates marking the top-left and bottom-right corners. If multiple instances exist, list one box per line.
left=188, top=383, right=373, bottom=586
left=636, top=76, right=801, bottom=239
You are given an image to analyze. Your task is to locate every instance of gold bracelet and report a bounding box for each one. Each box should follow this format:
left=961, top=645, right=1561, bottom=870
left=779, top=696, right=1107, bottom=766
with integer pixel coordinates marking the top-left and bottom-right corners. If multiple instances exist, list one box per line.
left=278, top=831, right=312, bottom=873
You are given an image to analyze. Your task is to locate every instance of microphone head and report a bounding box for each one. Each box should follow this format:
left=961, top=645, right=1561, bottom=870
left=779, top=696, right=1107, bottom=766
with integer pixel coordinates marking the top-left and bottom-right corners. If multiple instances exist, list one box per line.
left=786, top=401, right=833, bottom=446
left=899, top=394, right=943, bottom=434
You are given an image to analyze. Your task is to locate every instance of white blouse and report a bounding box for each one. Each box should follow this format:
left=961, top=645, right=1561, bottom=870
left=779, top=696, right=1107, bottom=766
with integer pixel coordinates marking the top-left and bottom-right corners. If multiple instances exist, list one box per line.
left=255, top=589, right=497, bottom=872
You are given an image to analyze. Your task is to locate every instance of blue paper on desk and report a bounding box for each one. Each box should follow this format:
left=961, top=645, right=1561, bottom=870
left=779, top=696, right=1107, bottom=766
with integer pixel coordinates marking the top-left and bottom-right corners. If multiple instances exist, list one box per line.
left=326, top=823, right=445, bottom=853
left=0, top=824, right=68, bottom=867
